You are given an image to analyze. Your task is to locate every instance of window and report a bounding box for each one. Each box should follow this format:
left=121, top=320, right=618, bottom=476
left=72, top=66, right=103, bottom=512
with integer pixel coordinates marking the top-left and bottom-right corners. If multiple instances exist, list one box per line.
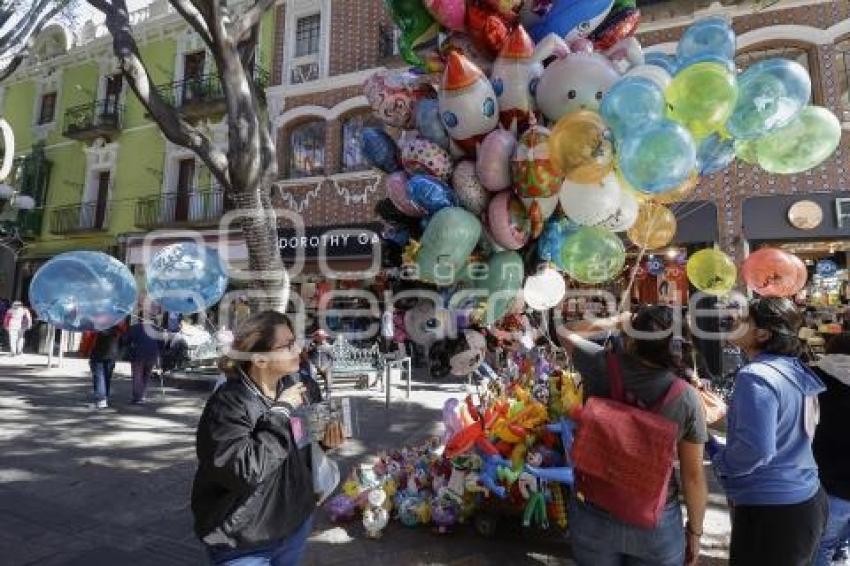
left=38, top=92, right=56, bottom=124
left=735, top=45, right=811, bottom=73
left=341, top=114, right=378, bottom=171
left=289, top=11, right=323, bottom=84
left=288, top=120, right=325, bottom=178
left=295, top=14, right=321, bottom=57
left=838, top=38, right=850, bottom=122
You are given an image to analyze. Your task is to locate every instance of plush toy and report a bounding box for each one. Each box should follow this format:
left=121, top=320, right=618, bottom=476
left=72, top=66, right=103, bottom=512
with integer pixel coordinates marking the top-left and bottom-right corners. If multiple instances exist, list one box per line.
left=431, top=492, right=461, bottom=533
left=326, top=494, right=358, bottom=523
left=363, top=488, right=390, bottom=538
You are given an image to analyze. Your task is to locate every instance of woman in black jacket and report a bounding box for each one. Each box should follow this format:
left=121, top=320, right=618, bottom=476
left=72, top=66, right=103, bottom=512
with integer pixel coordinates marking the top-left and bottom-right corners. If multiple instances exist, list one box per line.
left=192, top=311, right=315, bottom=566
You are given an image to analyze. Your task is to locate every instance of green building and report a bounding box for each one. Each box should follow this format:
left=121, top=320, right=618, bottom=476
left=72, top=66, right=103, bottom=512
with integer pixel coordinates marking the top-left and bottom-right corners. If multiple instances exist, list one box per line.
left=0, top=1, right=274, bottom=300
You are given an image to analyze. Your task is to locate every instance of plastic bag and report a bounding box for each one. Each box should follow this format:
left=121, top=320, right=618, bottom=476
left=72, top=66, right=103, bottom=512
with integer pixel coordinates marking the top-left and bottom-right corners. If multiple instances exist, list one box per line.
left=311, top=442, right=340, bottom=504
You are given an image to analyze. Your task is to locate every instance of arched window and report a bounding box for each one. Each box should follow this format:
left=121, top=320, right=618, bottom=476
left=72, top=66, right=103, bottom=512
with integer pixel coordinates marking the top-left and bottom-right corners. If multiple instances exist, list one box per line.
left=735, top=45, right=812, bottom=73
left=341, top=112, right=379, bottom=172
left=837, top=38, right=850, bottom=122
left=288, top=120, right=325, bottom=178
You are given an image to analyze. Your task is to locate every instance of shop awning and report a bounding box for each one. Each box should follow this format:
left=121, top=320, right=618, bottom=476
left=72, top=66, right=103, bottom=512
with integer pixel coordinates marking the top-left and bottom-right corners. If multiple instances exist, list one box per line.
left=670, top=200, right=718, bottom=244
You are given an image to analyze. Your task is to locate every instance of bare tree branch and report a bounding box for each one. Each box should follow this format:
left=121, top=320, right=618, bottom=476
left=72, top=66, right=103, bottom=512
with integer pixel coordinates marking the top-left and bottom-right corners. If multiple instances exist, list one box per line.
left=0, top=0, right=66, bottom=83
left=166, top=0, right=213, bottom=49
left=232, top=0, right=275, bottom=44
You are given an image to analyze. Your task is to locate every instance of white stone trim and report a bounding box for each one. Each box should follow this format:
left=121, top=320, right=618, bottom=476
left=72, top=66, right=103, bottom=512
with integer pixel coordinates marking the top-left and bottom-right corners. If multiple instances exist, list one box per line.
left=31, top=69, right=62, bottom=141
left=82, top=139, right=119, bottom=204
left=162, top=139, right=202, bottom=195
left=281, top=0, right=331, bottom=88
left=274, top=95, right=370, bottom=129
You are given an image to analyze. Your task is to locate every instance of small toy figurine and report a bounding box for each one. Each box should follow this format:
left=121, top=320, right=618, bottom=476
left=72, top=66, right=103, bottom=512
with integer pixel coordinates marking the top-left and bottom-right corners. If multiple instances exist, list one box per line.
left=363, top=488, right=390, bottom=538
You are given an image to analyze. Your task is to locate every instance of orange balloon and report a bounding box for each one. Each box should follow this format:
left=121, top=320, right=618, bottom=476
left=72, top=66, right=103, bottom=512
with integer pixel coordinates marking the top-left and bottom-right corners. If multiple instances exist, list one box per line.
left=549, top=110, right=614, bottom=184
left=741, top=248, right=808, bottom=297
left=627, top=202, right=677, bottom=249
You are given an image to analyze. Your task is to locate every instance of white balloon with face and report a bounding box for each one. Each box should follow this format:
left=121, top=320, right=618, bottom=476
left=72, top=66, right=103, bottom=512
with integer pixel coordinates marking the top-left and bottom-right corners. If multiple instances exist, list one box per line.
left=536, top=53, right=620, bottom=122
left=439, top=79, right=499, bottom=154
left=491, top=56, right=543, bottom=132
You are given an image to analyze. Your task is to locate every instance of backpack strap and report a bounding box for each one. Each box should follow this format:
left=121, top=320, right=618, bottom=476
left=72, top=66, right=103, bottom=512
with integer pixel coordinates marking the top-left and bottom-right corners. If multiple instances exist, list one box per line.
left=649, top=378, right=689, bottom=413
left=606, top=351, right=626, bottom=403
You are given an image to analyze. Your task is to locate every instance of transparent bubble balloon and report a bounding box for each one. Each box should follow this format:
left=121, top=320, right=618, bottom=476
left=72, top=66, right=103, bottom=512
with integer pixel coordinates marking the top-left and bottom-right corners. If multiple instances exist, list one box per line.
left=600, top=77, right=666, bottom=140
left=560, top=226, right=626, bottom=284
left=146, top=243, right=229, bottom=314
left=618, top=120, right=697, bottom=194
left=30, top=251, right=138, bottom=331
left=754, top=105, right=841, bottom=175
left=676, top=17, right=736, bottom=63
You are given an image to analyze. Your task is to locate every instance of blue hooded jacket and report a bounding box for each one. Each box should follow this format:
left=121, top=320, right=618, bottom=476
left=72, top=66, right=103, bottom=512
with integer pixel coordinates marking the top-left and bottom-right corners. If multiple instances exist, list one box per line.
left=713, top=353, right=825, bottom=505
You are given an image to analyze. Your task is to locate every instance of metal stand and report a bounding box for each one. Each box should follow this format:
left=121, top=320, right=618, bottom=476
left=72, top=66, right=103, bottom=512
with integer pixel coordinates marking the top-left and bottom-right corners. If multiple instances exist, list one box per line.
left=384, top=356, right=412, bottom=410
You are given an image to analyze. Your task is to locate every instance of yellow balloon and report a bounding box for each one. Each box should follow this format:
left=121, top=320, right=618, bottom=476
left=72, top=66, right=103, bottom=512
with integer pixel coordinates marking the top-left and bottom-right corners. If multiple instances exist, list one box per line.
left=549, top=110, right=614, bottom=184
left=651, top=172, right=699, bottom=204
left=686, top=248, right=737, bottom=295
left=627, top=202, right=677, bottom=249
left=666, top=62, right=738, bottom=139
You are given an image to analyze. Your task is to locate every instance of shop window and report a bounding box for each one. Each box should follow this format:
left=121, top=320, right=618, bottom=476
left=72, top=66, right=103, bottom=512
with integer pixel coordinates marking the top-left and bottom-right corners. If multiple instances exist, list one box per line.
left=288, top=120, right=325, bottom=178
left=341, top=113, right=378, bottom=172
left=837, top=38, right=850, bottom=122
left=38, top=92, right=57, bottom=124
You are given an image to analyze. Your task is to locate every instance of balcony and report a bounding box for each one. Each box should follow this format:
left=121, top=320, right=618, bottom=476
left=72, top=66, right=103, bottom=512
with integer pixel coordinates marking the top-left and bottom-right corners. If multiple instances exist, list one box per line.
left=155, top=69, right=269, bottom=119
left=63, top=100, right=123, bottom=141
left=49, top=202, right=111, bottom=235
left=135, top=187, right=225, bottom=229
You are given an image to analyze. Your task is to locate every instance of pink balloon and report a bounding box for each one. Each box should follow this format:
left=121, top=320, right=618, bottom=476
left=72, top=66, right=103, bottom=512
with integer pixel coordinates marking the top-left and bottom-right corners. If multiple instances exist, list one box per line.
left=477, top=129, right=517, bottom=192
left=400, top=135, right=454, bottom=181
left=423, top=0, right=466, bottom=31
left=386, top=171, right=426, bottom=217
left=741, top=248, right=808, bottom=298
left=487, top=190, right=530, bottom=250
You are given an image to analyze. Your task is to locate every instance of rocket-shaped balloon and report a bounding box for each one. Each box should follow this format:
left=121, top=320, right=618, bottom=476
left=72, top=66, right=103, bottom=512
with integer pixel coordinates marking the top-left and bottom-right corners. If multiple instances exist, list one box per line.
left=438, top=51, right=500, bottom=156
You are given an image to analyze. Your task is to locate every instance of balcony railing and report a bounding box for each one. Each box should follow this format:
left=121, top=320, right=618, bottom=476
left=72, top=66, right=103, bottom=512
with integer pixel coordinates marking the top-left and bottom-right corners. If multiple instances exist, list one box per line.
left=49, top=202, right=111, bottom=235
left=63, top=100, right=123, bottom=141
left=17, top=209, right=44, bottom=239
left=155, top=69, right=269, bottom=116
left=135, top=187, right=225, bottom=229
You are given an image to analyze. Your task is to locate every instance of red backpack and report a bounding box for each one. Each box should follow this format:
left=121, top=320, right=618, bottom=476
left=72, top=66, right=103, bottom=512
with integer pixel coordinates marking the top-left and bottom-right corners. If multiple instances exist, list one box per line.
left=572, top=352, right=688, bottom=529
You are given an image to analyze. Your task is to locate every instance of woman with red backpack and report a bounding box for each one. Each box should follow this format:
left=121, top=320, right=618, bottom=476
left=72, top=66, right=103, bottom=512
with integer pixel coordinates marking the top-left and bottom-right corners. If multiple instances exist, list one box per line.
left=558, top=306, right=708, bottom=566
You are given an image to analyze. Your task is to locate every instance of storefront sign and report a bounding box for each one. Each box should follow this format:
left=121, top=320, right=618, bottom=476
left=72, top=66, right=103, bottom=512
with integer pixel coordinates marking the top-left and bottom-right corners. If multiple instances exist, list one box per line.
left=788, top=200, right=823, bottom=230
left=743, top=193, right=850, bottom=240
left=278, top=223, right=382, bottom=259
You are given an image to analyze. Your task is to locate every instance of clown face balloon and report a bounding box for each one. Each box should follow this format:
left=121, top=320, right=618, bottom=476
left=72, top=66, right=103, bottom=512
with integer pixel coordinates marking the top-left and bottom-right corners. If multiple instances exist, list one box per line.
left=536, top=52, right=620, bottom=122
left=491, top=26, right=542, bottom=132
left=439, top=51, right=500, bottom=155
left=364, top=69, right=434, bottom=128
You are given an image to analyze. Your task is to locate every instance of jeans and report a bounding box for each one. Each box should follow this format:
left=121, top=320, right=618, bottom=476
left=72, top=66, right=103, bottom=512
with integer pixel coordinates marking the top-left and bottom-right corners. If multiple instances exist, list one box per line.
left=568, top=497, right=685, bottom=566
left=8, top=330, right=23, bottom=356
left=131, top=359, right=156, bottom=402
left=90, top=360, right=116, bottom=402
left=816, top=493, right=850, bottom=566
left=208, top=514, right=313, bottom=566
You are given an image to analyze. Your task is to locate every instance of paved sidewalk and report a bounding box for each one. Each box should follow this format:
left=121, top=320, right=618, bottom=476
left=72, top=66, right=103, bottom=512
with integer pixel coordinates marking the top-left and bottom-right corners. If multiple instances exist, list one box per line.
left=0, top=353, right=730, bottom=565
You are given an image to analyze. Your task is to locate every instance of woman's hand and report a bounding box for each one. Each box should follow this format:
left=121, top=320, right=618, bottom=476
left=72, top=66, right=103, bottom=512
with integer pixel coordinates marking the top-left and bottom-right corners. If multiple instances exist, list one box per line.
left=685, top=530, right=701, bottom=565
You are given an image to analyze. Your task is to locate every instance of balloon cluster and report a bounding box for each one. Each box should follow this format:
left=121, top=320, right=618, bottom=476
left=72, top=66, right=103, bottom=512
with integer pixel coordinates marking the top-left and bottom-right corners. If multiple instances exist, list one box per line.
left=365, top=6, right=837, bottom=311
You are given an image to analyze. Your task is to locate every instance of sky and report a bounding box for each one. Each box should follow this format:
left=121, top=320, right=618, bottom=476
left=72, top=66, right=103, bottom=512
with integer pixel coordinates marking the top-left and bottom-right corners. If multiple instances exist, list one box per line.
left=75, top=0, right=152, bottom=26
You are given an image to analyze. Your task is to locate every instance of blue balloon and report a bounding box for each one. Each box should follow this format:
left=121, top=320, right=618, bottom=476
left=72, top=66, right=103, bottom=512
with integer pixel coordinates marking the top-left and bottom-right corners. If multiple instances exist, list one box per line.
left=537, top=216, right=579, bottom=269
left=361, top=127, right=401, bottom=173
left=527, top=0, right=614, bottom=43
left=675, top=52, right=736, bottom=74
left=816, top=259, right=837, bottom=277
left=146, top=243, right=229, bottom=315
left=676, top=16, right=736, bottom=62
left=643, top=52, right=678, bottom=75
left=416, top=100, right=450, bottom=150
left=647, top=256, right=666, bottom=277
left=600, top=77, right=666, bottom=140
left=697, top=133, right=735, bottom=175
left=619, top=120, right=697, bottom=194
left=407, top=174, right=458, bottom=215
left=726, top=58, right=812, bottom=140
left=30, top=251, right=138, bottom=331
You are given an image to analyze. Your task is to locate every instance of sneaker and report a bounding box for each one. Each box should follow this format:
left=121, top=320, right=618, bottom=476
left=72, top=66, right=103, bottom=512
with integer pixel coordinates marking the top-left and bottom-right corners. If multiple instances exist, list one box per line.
left=95, top=399, right=108, bottom=409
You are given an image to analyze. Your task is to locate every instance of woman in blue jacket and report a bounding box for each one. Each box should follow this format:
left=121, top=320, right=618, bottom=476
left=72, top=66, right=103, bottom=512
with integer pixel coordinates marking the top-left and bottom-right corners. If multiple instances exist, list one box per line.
left=710, top=297, right=827, bottom=565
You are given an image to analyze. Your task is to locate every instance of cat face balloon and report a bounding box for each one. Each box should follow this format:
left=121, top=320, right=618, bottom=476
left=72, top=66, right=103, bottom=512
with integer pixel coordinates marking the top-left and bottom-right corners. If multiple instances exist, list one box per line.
left=536, top=52, right=620, bottom=122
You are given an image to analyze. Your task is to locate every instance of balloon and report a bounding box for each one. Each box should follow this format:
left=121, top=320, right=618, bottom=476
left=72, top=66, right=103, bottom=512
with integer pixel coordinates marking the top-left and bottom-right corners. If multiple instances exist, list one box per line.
left=686, top=248, right=737, bottom=296
left=559, top=173, right=622, bottom=227
left=452, top=160, right=491, bottom=215
left=416, top=99, right=451, bottom=149
left=676, top=17, right=736, bottom=62
left=754, top=105, right=842, bottom=175
left=697, top=133, right=735, bottom=175
left=537, top=216, right=579, bottom=268
left=790, top=253, right=809, bottom=291
left=385, top=0, right=440, bottom=69
left=627, top=202, right=677, bottom=250
left=549, top=110, right=614, bottom=184
left=484, top=251, right=525, bottom=324
left=734, top=138, right=759, bottom=165
left=407, top=174, right=458, bottom=215
left=364, top=69, right=433, bottom=128
left=361, top=128, right=401, bottom=173
left=526, top=0, right=614, bottom=43
left=465, top=1, right=517, bottom=55
left=524, top=266, right=566, bottom=311
left=326, top=494, right=358, bottom=522
left=647, top=256, right=666, bottom=276
left=560, top=226, right=626, bottom=284
left=741, top=248, right=807, bottom=297
left=512, top=124, right=563, bottom=199
left=417, top=207, right=482, bottom=285
left=727, top=58, right=811, bottom=140
left=665, top=62, right=738, bottom=139
left=598, top=186, right=639, bottom=232
left=643, top=51, right=678, bottom=75
left=625, top=64, right=672, bottom=90
left=400, top=134, right=453, bottom=180
left=603, top=36, right=644, bottom=73
left=491, top=25, right=542, bottom=132
left=816, top=259, right=837, bottom=277
left=536, top=53, right=620, bottom=122
left=590, top=4, right=641, bottom=51
left=30, top=251, right=138, bottom=331
left=648, top=172, right=698, bottom=204
left=487, top=190, right=531, bottom=250
left=522, top=194, right=559, bottom=238
left=147, top=243, right=229, bottom=314
left=600, top=77, right=666, bottom=140
left=618, top=120, right=697, bottom=194
left=422, top=0, right=466, bottom=31
left=525, top=464, right=575, bottom=485
left=477, top=128, right=517, bottom=192
left=386, top=172, right=426, bottom=217
left=675, top=53, right=736, bottom=75
left=440, top=31, right=496, bottom=76
left=439, top=51, right=500, bottom=155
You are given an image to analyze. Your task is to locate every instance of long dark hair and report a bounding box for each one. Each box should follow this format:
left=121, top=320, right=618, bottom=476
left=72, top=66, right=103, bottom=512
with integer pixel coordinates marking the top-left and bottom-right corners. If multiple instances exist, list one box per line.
left=219, top=311, right=294, bottom=379
left=628, top=305, right=681, bottom=369
left=748, top=298, right=803, bottom=357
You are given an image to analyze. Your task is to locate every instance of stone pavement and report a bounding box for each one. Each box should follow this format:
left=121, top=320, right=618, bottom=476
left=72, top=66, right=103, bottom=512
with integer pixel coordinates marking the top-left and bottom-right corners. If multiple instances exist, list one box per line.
left=0, top=353, right=730, bottom=565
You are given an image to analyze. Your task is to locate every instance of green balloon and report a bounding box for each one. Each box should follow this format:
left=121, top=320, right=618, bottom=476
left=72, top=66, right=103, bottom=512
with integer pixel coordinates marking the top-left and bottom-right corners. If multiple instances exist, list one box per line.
left=686, top=248, right=737, bottom=296
left=666, top=62, right=739, bottom=139
left=734, top=139, right=759, bottom=165
left=384, top=0, right=439, bottom=69
left=754, top=105, right=841, bottom=175
left=417, top=207, right=482, bottom=286
left=560, top=226, right=626, bottom=285
left=484, top=251, right=524, bottom=325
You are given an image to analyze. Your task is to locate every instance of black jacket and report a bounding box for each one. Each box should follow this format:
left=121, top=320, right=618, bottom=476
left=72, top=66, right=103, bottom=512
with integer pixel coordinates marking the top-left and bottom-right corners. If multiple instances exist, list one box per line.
left=90, top=329, right=121, bottom=361
left=191, top=376, right=315, bottom=551
left=812, top=356, right=850, bottom=500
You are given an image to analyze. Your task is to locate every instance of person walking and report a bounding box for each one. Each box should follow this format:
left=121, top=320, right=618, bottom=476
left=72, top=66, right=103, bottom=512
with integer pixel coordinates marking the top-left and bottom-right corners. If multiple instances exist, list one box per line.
left=709, top=298, right=827, bottom=566
left=90, top=326, right=120, bottom=408
left=381, top=305, right=395, bottom=355
left=124, top=319, right=162, bottom=404
left=192, top=311, right=315, bottom=566
left=3, top=300, right=32, bottom=357
left=559, top=306, right=709, bottom=566
left=812, top=332, right=850, bottom=565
